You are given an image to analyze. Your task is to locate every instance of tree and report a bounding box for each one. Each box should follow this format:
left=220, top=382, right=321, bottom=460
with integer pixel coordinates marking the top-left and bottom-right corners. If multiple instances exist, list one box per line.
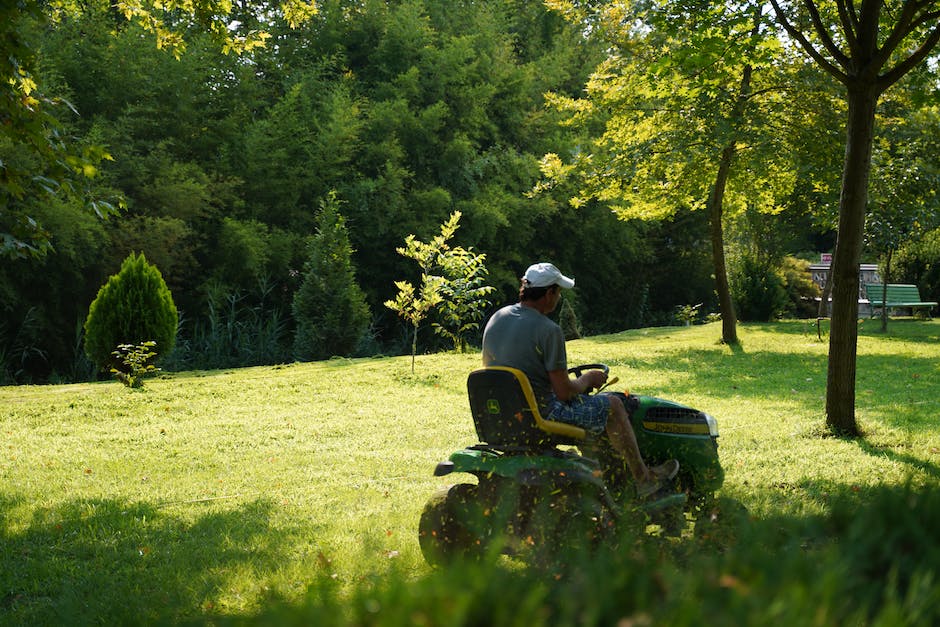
left=433, top=247, right=496, bottom=352
left=386, top=211, right=493, bottom=370
left=768, top=0, right=940, bottom=434
left=1, top=0, right=317, bottom=258
left=0, top=4, right=119, bottom=258
left=866, top=95, right=940, bottom=331
left=540, top=1, right=795, bottom=344
left=83, top=252, right=178, bottom=372
left=292, top=193, right=371, bottom=361
left=385, top=213, right=458, bottom=373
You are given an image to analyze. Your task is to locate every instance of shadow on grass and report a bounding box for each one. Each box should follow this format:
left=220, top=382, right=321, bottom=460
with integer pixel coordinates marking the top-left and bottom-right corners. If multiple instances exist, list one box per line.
left=0, top=495, right=290, bottom=624
left=221, top=483, right=940, bottom=626
left=856, top=439, right=940, bottom=481
left=616, top=344, right=936, bottom=434
left=760, top=318, right=940, bottom=342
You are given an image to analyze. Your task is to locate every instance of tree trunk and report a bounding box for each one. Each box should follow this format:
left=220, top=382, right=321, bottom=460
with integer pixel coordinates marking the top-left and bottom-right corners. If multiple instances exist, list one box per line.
left=825, top=82, right=879, bottom=435
left=880, top=248, right=892, bottom=333
left=708, top=143, right=738, bottom=345
left=817, top=247, right=835, bottom=318
left=707, top=41, right=759, bottom=346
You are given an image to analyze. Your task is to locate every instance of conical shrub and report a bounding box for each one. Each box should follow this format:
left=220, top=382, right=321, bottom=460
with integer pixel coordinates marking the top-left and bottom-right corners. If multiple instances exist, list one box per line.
left=84, top=252, right=178, bottom=372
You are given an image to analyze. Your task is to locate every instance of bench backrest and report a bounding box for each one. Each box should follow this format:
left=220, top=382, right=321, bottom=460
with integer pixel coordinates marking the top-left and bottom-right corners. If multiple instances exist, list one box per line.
left=865, top=283, right=925, bottom=304
left=467, top=367, right=586, bottom=446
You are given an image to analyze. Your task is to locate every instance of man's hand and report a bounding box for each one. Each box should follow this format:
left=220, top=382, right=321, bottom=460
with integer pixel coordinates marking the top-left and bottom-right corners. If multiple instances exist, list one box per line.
left=549, top=367, right=608, bottom=401
left=580, top=368, right=608, bottom=393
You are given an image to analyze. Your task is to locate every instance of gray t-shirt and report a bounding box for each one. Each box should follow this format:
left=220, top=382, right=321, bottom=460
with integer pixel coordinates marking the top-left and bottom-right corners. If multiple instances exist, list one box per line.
left=481, top=303, right=567, bottom=411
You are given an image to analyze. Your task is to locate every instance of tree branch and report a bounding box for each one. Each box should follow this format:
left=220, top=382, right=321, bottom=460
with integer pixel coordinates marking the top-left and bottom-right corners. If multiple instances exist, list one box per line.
left=804, top=0, right=852, bottom=66
left=873, top=0, right=931, bottom=68
left=835, top=0, right=861, bottom=57
left=768, top=0, right=849, bottom=83
left=879, top=21, right=940, bottom=90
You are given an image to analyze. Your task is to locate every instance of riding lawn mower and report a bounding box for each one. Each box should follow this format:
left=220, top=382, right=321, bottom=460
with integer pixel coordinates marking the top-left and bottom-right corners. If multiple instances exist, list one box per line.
left=418, top=364, right=725, bottom=566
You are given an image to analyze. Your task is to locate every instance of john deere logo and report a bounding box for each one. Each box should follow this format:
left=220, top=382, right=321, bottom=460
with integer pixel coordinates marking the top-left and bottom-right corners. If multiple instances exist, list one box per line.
left=486, top=399, right=501, bottom=414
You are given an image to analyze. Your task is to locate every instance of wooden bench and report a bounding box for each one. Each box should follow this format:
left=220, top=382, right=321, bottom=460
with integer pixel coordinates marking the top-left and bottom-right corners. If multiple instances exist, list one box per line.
left=865, top=283, right=938, bottom=318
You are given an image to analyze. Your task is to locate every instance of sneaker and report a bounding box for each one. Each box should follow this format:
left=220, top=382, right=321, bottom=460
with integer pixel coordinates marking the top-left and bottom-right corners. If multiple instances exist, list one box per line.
left=651, top=459, right=679, bottom=481
left=635, top=460, right=680, bottom=499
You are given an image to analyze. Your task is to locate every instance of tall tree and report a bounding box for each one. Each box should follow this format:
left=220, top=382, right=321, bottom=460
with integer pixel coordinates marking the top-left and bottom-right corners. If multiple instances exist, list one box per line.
left=1, top=0, right=317, bottom=258
left=866, top=92, right=940, bottom=331
left=768, top=0, right=940, bottom=435
left=292, top=193, right=371, bottom=361
left=540, top=1, right=795, bottom=344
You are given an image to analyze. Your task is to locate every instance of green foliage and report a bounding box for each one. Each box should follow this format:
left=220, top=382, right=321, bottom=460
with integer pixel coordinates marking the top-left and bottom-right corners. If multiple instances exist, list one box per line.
left=779, top=256, right=821, bottom=318
left=674, top=303, right=702, bottom=326
left=292, top=194, right=371, bottom=361
left=12, top=0, right=689, bottom=381
left=895, top=227, right=940, bottom=305
left=432, top=248, right=496, bottom=352
left=387, top=211, right=495, bottom=366
left=559, top=298, right=582, bottom=340
left=0, top=3, right=121, bottom=258
left=262, top=485, right=940, bottom=626
left=540, top=1, right=790, bottom=220
left=730, top=254, right=820, bottom=321
left=110, top=341, right=160, bottom=388
left=0, top=195, right=111, bottom=382
left=866, top=97, right=940, bottom=286
left=165, top=279, right=291, bottom=371
left=12, top=0, right=933, bottom=385
left=730, top=253, right=789, bottom=322
left=385, top=217, right=452, bottom=371
left=0, top=308, right=47, bottom=385
left=83, top=252, right=178, bottom=372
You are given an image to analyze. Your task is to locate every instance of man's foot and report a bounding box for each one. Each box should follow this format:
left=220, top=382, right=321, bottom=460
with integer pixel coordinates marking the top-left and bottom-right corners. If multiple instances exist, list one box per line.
left=651, top=459, right=679, bottom=481
left=635, top=460, right=679, bottom=499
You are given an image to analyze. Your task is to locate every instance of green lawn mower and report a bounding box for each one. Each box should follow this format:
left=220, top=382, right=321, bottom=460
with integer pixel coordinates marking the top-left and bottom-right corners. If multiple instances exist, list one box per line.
left=418, top=364, right=725, bottom=565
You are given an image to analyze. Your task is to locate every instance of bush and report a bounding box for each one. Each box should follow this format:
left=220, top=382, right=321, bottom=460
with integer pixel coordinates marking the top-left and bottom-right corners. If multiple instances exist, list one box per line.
left=224, top=484, right=940, bottom=626
left=83, top=252, right=178, bottom=372
left=110, top=341, right=160, bottom=388
left=559, top=298, right=582, bottom=340
left=292, top=195, right=371, bottom=361
left=779, top=256, right=820, bottom=318
left=730, top=254, right=789, bottom=322
left=166, top=280, right=291, bottom=371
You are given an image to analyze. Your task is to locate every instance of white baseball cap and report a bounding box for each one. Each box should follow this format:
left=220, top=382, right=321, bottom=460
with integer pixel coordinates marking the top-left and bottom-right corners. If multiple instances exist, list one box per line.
left=523, top=262, right=575, bottom=289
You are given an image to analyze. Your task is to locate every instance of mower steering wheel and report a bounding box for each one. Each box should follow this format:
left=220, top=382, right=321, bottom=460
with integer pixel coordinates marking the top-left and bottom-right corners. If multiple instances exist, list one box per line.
left=567, top=363, right=609, bottom=378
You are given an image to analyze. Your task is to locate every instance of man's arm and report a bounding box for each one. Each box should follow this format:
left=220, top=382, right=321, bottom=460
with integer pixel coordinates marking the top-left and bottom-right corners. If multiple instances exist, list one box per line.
left=548, top=368, right=607, bottom=402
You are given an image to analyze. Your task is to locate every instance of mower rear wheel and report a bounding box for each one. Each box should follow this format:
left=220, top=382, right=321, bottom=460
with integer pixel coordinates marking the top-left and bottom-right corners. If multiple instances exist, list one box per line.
left=418, top=483, right=487, bottom=567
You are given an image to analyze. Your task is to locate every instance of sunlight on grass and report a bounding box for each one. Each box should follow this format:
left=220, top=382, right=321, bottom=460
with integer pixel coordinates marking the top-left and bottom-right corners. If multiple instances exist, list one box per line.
left=1, top=321, right=938, bottom=622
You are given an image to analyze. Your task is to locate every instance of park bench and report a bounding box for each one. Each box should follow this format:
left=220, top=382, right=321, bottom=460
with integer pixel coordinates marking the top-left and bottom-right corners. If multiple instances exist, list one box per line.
left=865, top=283, right=938, bottom=319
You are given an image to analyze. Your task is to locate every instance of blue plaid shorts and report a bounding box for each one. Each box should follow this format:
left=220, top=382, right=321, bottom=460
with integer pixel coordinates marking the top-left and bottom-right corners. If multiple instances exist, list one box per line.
left=545, top=393, right=611, bottom=435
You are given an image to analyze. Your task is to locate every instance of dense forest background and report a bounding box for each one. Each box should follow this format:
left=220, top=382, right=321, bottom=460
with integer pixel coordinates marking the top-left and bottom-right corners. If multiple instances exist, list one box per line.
left=1, top=0, right=938, bottom=384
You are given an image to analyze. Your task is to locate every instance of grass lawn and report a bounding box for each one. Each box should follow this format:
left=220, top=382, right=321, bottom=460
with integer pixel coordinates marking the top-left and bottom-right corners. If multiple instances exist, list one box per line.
left=1, top=320, right=938, bottom=624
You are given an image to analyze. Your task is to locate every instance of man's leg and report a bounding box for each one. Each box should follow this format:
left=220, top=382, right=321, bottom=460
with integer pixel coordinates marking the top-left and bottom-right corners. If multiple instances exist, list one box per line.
left=604, top=395, right=678, bottom=494
left=546, top=393, right=677, bottom=492
left=604, top=395, right=651, bottom=481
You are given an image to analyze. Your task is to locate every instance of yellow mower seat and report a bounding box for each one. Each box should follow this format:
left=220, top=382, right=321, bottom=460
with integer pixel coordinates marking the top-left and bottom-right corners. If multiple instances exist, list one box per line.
left=467, top=367, right=587, bottom=446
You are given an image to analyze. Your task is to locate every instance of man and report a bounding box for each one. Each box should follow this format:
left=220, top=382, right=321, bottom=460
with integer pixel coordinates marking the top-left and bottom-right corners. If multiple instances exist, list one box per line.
left=481, top=262, right=678, bottom=498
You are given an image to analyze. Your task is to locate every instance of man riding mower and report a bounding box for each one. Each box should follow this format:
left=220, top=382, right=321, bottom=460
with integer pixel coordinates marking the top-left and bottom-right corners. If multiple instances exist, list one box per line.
left=418, top=363, right=724, bottom=565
